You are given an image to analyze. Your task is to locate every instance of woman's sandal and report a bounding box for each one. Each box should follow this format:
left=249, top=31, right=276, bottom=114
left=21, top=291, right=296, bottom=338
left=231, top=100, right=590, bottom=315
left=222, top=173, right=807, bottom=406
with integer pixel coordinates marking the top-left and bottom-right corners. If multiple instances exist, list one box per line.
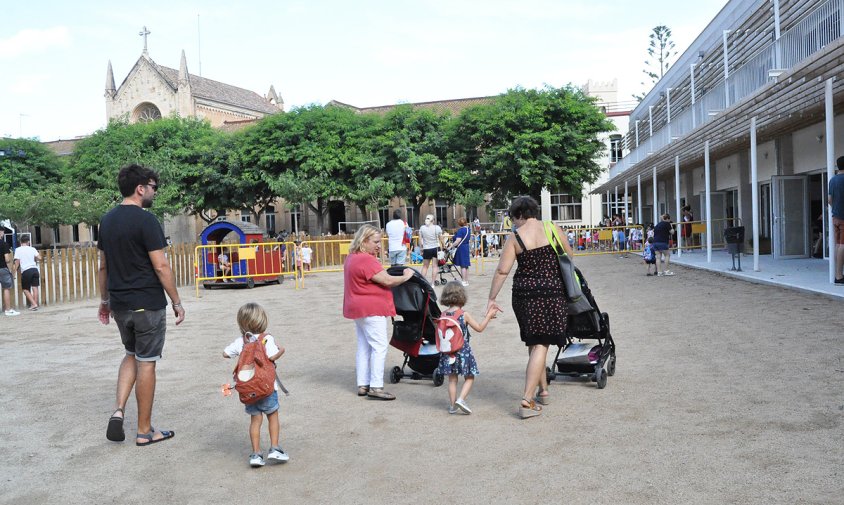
left=519, top=398, right=542, bottom=419
left=106, top=407, right=125, bottom=442
left=357, top=386, right=370, bottom=397
left=136, top=428, right=175, bottom=447
left=534, top=390, right=550, bottom=406
left=366, top=388, right=396, bottom=401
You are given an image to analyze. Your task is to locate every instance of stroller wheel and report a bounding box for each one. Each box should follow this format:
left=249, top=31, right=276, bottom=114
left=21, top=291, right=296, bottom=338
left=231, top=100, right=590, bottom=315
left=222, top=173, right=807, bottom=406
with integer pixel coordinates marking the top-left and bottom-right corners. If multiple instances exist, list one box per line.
left=432, top=371, right=444, bottom=387
left=595, top=367, right=607, bottom=389
left=545, top=366, right=556, bottom=382
left=433, top=280, right=440, bottom=286
left=607, top=355, right=616, bottom=376
left=390, top=366, right=402, bottom=384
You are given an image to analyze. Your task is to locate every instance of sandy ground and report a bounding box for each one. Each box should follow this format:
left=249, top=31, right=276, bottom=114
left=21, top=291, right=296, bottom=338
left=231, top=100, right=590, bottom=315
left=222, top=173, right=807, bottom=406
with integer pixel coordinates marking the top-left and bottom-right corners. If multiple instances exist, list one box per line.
left=0, top=254, right=842, bottom=505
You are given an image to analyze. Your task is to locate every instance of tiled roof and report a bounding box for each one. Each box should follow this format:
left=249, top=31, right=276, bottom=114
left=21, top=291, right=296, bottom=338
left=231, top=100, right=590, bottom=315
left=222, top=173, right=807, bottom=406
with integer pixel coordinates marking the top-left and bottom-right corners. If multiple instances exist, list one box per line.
left=153, top=62, right=280, bottom=115
left=43, top=138, right=85, bottom=156
left=329, top=96, right=496, bottom=115
left=219, top=119, right=259, bottom=133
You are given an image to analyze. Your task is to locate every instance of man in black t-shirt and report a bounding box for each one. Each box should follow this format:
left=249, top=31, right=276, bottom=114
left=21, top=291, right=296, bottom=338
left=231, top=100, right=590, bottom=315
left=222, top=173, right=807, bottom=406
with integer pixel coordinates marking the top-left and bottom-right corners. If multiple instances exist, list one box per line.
left=0, top=229, right=19, bottom=316
left=653, top=213, right=675, bottom=276
left=98, top=164, right=185, bottom=446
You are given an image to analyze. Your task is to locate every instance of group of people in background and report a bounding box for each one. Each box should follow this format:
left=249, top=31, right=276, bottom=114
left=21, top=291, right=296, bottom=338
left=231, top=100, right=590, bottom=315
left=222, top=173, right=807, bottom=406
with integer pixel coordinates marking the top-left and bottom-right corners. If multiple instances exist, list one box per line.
left=0, top=231, right=42, bottom=316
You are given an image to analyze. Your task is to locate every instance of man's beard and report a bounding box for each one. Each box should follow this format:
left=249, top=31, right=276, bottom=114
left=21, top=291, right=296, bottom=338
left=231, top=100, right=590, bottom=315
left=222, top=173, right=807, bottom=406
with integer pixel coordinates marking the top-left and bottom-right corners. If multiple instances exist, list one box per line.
left=141, top=195, right=154, bottom=209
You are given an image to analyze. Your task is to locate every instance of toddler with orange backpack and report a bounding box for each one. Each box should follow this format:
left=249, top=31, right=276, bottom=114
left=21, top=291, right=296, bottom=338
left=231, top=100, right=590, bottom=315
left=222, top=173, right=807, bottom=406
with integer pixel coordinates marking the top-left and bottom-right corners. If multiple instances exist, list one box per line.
left=223, top=302, right=290, bottom=467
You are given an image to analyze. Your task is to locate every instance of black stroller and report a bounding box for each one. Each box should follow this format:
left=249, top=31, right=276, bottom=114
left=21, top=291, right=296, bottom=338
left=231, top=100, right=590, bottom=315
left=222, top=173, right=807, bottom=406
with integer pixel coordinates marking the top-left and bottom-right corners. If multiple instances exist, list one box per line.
left=546, top=267, right=617, bottom=389
left=387, top=266, right=445, bottom=386
left=434, top=247, right=463, bottom=286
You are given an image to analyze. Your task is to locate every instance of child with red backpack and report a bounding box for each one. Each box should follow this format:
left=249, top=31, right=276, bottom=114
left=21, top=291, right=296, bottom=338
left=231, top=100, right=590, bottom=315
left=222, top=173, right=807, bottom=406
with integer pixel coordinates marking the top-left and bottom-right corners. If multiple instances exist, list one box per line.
left=223, top=302, right=289, bottom=467
left=436, top=281, right=498, bottom=415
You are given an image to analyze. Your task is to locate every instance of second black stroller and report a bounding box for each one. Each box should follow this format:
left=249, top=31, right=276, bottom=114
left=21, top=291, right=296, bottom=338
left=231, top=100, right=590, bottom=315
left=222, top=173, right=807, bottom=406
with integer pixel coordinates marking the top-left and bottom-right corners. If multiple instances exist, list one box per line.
left=387, top=266, right=445, bottom=386
left=546, top=267, right=617, bottom=389
left=434, top=248, right=463, bottom=286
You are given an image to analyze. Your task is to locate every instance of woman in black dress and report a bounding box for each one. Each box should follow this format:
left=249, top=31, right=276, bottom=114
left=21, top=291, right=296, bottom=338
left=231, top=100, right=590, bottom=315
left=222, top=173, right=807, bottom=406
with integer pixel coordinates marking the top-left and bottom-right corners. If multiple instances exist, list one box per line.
left=487, top=196, right=574, bottom=418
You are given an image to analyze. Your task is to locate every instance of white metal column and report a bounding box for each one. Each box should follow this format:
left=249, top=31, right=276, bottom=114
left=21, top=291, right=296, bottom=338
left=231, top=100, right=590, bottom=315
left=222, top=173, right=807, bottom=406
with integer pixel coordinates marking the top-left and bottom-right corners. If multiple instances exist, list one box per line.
left=825, top=78, right=836, bottom=282
left=675, top=156, right=681, bottom=256
left=705, top=141, right=713, bottom=263
left=637, top=175, right=642, bottom=225
left=624, top=180, right=629, bottom=224
left=540, top=188, right=551, bottom=222
left=652, top=166, right=658, bottom=224
left=751, top=116, right=760, bottom=271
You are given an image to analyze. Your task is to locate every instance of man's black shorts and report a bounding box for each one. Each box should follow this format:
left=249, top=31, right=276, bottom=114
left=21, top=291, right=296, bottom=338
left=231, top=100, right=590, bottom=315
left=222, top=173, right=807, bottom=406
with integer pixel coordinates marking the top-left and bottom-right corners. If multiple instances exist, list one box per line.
left=21, top=269, right=40, bottom=291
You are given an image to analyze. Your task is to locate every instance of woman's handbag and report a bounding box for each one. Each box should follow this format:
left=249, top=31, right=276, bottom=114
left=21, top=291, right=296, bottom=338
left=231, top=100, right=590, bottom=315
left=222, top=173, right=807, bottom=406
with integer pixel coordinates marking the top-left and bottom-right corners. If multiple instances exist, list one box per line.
left=543, top=221, right=592, bottom=315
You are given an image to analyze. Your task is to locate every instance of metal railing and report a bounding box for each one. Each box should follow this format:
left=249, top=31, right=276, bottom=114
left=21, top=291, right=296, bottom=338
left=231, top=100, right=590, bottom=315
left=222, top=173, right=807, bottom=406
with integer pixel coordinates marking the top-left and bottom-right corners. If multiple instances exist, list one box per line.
left=610, top=0, right=842, bottom=181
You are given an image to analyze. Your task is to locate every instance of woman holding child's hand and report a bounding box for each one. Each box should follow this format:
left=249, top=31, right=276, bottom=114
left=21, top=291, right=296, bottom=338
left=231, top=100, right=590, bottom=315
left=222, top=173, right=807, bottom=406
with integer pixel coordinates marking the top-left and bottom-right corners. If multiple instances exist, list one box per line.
left=343, top=224, right=414, bottom=401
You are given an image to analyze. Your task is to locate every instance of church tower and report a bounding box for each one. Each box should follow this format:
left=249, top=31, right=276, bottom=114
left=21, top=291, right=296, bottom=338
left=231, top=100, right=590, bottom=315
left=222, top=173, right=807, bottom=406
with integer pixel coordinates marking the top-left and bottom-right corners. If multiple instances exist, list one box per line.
left=176, top=50, right=195, bottom=117
left=104, top=60, right=116, bottom=119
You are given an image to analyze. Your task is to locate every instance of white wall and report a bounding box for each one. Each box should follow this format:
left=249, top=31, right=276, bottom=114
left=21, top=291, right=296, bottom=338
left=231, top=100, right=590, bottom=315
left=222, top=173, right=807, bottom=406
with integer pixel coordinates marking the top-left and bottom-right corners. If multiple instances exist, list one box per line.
left=752, top=140, right=778, bottom=182
left=791, top=114, right=844, bottom=174
left=715, top=153, right=741, bottom=190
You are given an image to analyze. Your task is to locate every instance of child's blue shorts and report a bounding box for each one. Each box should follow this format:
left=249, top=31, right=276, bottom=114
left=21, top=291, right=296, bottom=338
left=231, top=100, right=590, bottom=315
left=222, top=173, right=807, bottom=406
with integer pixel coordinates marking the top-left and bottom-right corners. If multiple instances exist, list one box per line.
left=244, top=391, right=279, bottom=416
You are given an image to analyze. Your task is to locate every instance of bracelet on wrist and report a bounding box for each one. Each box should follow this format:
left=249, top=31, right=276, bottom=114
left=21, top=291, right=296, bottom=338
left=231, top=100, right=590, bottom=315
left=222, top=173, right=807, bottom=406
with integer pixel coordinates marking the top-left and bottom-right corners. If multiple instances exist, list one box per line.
left=100, top=300, right=110, bottom=305
left=172, top=303, right=183, bottom=308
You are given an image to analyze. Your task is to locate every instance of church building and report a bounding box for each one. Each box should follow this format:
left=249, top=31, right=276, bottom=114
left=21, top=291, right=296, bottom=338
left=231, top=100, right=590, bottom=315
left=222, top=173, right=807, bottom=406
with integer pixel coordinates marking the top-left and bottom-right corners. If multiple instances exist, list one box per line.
left=105, top=37, right=282, bottom=127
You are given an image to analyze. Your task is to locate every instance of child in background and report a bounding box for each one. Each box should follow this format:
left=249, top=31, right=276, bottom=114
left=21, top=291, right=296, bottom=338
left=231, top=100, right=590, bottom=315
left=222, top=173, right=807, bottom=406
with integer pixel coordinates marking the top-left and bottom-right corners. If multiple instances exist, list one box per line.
left=223, top=303, right=289, bottom=467
left=300, top=242, right=313, bottom=272
left=436, top=281, right=498, bottom=415
left=642, top=237, right=657, bottom=276
left=293, top=240, right=304, bottom=280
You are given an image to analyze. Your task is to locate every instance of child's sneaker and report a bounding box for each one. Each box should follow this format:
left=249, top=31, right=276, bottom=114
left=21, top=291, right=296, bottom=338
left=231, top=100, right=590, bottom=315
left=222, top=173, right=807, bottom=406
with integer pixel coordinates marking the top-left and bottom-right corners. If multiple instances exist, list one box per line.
left=267, top=446, right=289, bottom=463
left=448, top=405, right=459, bottom=414
left=249, top=453, right=265, bottom=467
left=455, top=398, right=472, bottom=414
left=4, top=309, right=20, bottom=316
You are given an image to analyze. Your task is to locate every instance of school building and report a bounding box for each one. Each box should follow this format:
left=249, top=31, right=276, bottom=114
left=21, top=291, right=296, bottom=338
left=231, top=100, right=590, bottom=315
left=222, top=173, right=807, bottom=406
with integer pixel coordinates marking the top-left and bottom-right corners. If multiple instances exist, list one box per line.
left=594, top=0, right=844, bottom=282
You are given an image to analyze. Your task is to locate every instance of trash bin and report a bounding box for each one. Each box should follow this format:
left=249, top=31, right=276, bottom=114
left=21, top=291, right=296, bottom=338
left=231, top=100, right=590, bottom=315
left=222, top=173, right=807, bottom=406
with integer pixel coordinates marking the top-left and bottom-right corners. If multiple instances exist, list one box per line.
left=724, top=226, right=744, bottom=271
left=724, top=226, right=745, bottom=254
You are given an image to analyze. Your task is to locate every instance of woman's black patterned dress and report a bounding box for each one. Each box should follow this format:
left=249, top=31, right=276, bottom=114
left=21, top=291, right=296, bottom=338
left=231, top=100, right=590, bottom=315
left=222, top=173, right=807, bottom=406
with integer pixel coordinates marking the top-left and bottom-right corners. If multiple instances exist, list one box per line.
left=511, top=233, right=567, bottom=347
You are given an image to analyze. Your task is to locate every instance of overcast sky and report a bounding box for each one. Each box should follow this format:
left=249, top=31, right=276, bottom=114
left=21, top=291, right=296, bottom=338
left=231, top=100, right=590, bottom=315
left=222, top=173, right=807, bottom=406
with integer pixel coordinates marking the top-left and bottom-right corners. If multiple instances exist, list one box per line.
left=0, top=0, right=728, bottom=141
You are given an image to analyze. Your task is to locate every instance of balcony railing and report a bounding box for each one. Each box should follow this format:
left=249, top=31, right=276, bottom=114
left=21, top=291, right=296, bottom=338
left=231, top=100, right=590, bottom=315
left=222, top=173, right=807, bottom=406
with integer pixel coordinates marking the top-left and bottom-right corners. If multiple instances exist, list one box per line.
left=609, top=0, right=842, bottom=182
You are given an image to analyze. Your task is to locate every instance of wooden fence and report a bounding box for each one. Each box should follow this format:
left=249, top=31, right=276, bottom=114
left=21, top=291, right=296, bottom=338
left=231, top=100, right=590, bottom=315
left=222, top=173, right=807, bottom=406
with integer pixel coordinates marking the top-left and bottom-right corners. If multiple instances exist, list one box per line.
left=8, top=244, right=198, bottom=309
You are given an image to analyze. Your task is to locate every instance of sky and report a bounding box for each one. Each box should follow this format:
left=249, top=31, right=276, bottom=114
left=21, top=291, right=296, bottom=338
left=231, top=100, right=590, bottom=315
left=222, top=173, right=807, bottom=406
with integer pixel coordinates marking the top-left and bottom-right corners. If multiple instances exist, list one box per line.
left=0, top=0, right=728, bottom=142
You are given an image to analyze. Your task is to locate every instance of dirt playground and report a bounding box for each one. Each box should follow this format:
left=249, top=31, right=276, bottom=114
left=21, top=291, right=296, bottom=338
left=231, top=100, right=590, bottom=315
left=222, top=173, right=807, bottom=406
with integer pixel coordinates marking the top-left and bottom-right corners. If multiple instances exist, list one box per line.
left=0, top=254, right=841, bottom=505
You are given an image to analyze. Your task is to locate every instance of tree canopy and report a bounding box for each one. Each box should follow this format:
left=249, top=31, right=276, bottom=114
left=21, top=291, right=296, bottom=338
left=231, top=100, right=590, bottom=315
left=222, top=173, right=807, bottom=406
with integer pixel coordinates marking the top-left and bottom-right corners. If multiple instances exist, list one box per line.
left=8, top=84, right=614, bottom=233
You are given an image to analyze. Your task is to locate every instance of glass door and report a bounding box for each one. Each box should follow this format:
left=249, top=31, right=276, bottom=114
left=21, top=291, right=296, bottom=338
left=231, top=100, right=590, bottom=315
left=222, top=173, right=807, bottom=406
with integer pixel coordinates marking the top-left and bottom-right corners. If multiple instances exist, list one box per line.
left=771, top=175, right=809, bottom=259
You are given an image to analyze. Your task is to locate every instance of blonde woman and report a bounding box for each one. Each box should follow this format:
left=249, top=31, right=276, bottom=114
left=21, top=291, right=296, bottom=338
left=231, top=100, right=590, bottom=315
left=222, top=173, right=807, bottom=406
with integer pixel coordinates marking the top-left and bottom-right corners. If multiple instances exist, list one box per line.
left=343, top=225, right=414, bottom=400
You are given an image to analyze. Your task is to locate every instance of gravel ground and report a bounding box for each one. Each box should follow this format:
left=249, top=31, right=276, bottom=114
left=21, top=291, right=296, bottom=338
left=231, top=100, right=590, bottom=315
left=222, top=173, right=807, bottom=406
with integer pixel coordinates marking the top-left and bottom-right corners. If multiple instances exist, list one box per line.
left=1, top=254, right=841, bottom=505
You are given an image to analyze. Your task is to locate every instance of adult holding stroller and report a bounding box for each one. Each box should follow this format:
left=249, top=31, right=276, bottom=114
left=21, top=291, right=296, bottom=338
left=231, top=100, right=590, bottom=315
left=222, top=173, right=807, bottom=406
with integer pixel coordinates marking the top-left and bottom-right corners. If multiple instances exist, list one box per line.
left=418, top=215, right=444, bottom=285
left=343, top=224, right=414, bottom=400
left=450, top=217, right=472, bottom=286
left=486, top=196, right=573, bottom=419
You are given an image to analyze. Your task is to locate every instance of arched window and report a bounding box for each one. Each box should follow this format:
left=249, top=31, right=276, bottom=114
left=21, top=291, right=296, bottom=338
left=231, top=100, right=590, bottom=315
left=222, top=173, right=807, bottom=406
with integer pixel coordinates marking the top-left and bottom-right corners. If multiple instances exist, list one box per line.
left=133, top=102, right=162, bottom=123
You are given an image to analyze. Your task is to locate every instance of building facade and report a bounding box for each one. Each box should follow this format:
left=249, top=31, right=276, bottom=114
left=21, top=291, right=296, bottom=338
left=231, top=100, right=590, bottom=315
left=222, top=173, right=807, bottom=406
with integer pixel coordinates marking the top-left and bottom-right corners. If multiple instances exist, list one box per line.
left=596, top=0, right=843, bottom=279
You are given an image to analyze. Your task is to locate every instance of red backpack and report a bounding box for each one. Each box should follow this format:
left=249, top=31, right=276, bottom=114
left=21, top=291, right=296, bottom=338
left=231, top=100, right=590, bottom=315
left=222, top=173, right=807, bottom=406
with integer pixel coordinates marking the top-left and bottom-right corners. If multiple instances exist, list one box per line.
left=435, top=309, right=465, bottom=355
left=232, top=333, right=276, bottom=404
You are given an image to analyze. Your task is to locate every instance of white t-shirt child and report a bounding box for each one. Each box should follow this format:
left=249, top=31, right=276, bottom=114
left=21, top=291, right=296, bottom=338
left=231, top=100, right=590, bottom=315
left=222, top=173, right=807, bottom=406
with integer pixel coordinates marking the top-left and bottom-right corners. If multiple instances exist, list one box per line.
left=301, top=245, right=312, bottom=264
left=224, top=333, right=281, bottom=390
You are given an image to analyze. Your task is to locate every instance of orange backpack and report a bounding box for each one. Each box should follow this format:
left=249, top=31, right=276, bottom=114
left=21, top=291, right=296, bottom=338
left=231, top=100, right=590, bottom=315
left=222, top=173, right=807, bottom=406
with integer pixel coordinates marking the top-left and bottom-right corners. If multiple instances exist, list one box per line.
left=232, top=333, right=276, bottom=404
left=435, top=309, right=465, bottom=355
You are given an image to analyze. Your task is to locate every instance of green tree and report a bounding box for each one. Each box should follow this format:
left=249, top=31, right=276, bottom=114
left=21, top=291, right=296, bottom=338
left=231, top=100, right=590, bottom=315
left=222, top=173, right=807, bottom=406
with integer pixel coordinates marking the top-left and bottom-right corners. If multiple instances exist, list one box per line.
left=0, top=138, right=65, bottom=193
left=379, top=105, right=451, bottom=226
left=634, top=25, right=677, bottom=101
left=451, top=86, right=614, bottom=204
left=67, top=116, right=222, bottom=219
